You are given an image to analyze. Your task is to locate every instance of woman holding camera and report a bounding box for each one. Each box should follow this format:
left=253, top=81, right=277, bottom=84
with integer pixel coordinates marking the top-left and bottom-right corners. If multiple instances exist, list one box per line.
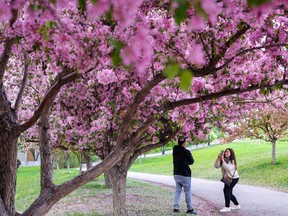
left=214, top=148, right=240, bottom=213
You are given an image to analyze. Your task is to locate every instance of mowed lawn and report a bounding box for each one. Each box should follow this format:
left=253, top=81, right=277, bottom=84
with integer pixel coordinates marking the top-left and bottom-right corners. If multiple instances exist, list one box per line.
left=130, top=139, right=288, bottom=192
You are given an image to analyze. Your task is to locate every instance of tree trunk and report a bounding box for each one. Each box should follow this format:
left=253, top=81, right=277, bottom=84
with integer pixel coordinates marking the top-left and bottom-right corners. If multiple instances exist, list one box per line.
left=0, top=131, right=18, bottom=216
left=0, top=96, right=19, bottom=216
left=55, top=152, right=60, bottom=172
left=39, top=108, right=54, bottom=191
left=66, top=152, right=71, bottom=174
left=271, top=139, right=276, bottom=165
left=85, top=153, right=93, bottom=170
left=108, top=166, right=128, bottom=216
left=77, top=152, right=84, bottom=174
left=104, top=172, right=112, bottom=188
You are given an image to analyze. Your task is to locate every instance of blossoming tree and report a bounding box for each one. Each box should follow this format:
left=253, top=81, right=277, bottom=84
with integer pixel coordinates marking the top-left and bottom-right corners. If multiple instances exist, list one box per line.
left=217, top=91, right=288, bottom=165
left=0, top=0, right=288, bottom=216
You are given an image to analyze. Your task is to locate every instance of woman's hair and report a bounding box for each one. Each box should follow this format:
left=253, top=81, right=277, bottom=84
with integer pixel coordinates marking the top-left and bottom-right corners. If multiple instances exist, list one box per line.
left=224, top=148, right=237, bottom=169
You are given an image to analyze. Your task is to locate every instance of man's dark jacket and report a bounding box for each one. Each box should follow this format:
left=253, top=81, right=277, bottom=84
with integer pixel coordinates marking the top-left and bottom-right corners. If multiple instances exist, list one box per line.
left=173, top=145, right=194, bottom=177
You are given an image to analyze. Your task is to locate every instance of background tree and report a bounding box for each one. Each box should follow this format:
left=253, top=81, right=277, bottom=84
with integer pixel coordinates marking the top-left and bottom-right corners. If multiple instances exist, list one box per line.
left=223, top=100, right=288, bottom=165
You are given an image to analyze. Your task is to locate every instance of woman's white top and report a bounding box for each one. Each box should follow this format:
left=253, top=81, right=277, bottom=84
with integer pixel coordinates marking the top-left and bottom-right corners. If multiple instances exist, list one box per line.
left=214, top=158, right=239, bottom=179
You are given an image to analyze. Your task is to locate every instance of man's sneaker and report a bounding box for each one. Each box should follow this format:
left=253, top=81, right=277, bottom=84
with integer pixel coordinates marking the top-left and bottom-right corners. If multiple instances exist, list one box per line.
left=230, top=205, right=241, bottom=210
left=173, top=209, right=180, bottom=213
left=219, top=207, right=231, bottom=212
left=186, top=209, right=197, bottom=214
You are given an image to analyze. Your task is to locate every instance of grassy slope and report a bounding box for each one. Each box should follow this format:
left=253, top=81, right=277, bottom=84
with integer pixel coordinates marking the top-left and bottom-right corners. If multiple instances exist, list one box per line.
left=130, top=140, right=288, bottom=191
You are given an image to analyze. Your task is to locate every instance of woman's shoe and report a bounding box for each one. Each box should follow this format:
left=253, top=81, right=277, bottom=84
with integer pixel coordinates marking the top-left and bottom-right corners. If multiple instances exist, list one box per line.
left=230, top=205, right=241, bottom=210
left=219, top=207, right=231, bottom=212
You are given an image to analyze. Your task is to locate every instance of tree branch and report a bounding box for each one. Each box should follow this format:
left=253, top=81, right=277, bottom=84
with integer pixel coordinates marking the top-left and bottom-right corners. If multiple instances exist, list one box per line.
left=163, top=80, right=288, bottom=111
left=14, top=50, right=29, bottom=113
left=117, top=73, right=166, bottom=145
left=192, top=23, right=251, bottom=77
left=131, top=79, right=288, bottom=141
left=0, top=6, right=19, bottom=82
left=128, top=129, right=178, bottom=168
left=199, top=33, right=212, bottom=61
left=18, top=68, right=80, bottom=134
left=217, top=43, right=288, bottom=71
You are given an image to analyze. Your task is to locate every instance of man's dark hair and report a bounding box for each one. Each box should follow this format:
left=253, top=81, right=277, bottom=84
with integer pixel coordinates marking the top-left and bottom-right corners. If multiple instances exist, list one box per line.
left=178, top=137, right=186, bottom=145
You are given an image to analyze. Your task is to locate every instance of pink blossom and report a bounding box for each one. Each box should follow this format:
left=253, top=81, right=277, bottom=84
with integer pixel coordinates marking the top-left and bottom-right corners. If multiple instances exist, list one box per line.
left=201, top=0, right=221, bottom=24
left=0, top=2, right=11, bottom=21
left=97, top=69, right=117, bottom=85
left=56, top=0, right=77, bottom=10
left=197, top=130, right=206, bottom=140
left=121, top=45, right=140, bottom=66
left=187, top=15, right=205, bottom=31
left=192, top=78, right=206, bottom=94
left=186, top=44, right=205, bottom=66
left=87, top=0, right=110, bottom=20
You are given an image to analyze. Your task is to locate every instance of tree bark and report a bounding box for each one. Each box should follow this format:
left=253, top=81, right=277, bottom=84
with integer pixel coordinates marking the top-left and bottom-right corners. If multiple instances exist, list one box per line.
left=39, top=107, right=54, bottom=191
left=66, top=152, right=71, bottom=173
left=104, top=172, right=112, bottom=188
left=108, top=166, right=128, bottom=216
left=54, top=152, right=60, bottom=172
left=0, top=88, right=19, bottom=216
left=85, top=153, right=93, bottom=170
left=271, top=139, right=276, bottom=165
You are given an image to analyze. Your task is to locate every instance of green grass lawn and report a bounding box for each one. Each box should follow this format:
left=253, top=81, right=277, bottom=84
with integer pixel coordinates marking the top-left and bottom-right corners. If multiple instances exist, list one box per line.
left=16, top=166, right=81, bottom=212
left=130, top=139, right=288, bottom=191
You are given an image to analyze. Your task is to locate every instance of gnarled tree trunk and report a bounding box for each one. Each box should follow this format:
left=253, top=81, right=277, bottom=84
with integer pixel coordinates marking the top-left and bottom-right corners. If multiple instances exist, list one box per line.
left=108, top=166, right=128, bottom=216
left=39, top=107, right=54, bottom=191
left=0, top=91, right=19, bottom=216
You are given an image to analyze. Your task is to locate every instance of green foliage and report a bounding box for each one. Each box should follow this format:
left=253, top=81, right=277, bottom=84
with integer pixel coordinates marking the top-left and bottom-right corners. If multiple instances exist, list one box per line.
left=174, top=0, right=189, bottom=25
left=163, top=61, right=194, bottom=91
left=54, top=151, right=80, bottom=169
left=247, top=0, right=271, bottom=7
left=90, top=0, right=98, bottom=4
left=163, top=61, right=180, bottom=78
left=260, top=87, right=273, bottom=95
left=110, top=39, right=124, bottom=67
left=211, top=126, right=223, bottom=139
left=37, top=21, right=57, bottom=41
left=78, top=0, right=86, bottom=13
left=180, top=69, right=193, bottom=91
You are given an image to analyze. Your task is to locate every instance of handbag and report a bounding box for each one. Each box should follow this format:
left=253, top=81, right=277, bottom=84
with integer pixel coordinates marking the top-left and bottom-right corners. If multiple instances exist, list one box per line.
left=220, top=175, right=232, bottom=186
left=220, top=169, right=236, bottom=186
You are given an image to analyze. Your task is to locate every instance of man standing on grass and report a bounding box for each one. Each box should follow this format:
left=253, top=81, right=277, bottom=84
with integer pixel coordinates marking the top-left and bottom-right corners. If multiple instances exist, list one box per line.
left=173, top=137, right=197, bottom=214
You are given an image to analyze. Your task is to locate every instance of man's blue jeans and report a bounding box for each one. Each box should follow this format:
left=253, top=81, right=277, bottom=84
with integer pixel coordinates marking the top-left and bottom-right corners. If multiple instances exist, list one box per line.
left=173, top=175, right=192, bottom=210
